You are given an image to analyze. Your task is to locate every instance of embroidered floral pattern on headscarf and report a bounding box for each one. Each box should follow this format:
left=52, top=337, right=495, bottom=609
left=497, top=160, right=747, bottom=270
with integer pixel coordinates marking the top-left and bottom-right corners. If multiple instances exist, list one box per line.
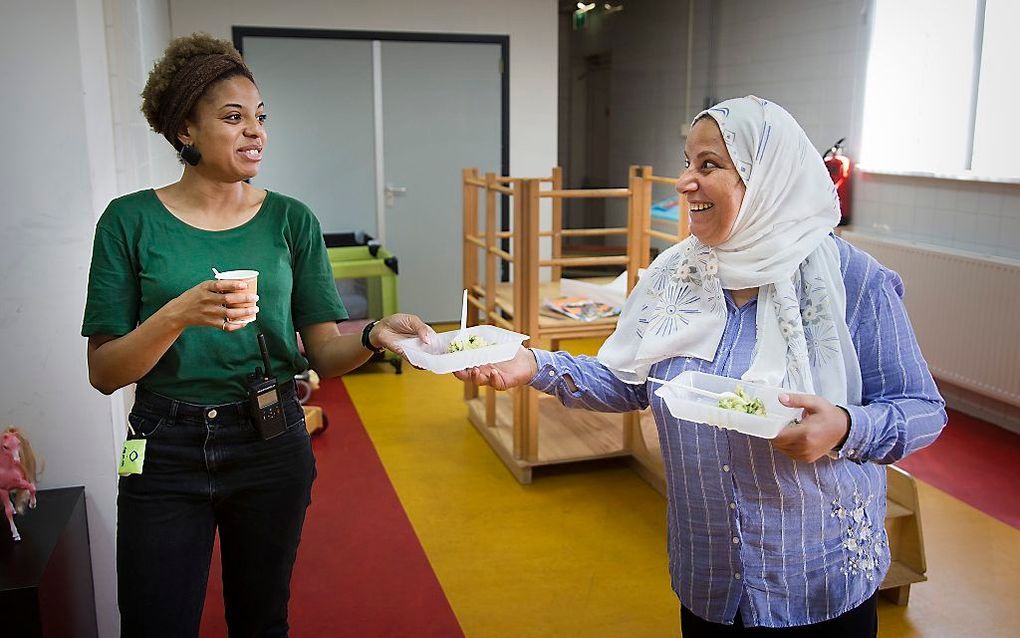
left=766, top=280, right=811, bottom=386
left=648, top=250, right=684, bottom=291
left=831, top=491, right=886, bottom=580
left=636, top=240, right=722, bottom=339
left=640, top=282, right=703, bottom=338
left=800, top=273, right=841, bottom=367
left=669, top=242, right=723, bottom=313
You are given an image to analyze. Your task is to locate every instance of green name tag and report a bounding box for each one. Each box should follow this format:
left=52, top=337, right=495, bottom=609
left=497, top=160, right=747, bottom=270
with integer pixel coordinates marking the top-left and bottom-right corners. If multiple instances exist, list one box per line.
left=118, top=439, right=146, bottom=476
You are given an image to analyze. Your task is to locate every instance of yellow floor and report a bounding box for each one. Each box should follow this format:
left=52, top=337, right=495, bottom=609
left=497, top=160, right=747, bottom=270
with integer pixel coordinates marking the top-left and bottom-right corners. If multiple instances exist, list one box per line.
left=876, top=480, right=1020, bottom=637
left=342, top=338, right=1019, bottom=637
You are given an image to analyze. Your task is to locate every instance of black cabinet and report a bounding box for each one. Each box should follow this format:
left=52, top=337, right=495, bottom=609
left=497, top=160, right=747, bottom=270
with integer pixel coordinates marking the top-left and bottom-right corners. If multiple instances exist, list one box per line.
left=0, top=487, right=98, bottom=638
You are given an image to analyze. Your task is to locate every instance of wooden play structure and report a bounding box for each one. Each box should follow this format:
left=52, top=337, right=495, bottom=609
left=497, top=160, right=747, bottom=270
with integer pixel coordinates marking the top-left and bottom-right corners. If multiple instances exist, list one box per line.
left=460, top=165, right=927, bottom=604
left=881, top=464, right=928, bottom=604
left=459, top=165, right=678, bottom=486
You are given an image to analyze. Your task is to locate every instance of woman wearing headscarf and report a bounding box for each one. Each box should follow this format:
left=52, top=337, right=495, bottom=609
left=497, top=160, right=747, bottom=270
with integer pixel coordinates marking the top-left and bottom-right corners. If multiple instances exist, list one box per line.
left=458, top=96, right=946, bottom=636
left=82, top=34, right=432, bottom=637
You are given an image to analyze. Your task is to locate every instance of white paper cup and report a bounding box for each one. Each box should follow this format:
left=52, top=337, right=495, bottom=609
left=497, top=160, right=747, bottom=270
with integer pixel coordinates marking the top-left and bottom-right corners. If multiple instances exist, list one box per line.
left=214, top=269, right=259, bottom=324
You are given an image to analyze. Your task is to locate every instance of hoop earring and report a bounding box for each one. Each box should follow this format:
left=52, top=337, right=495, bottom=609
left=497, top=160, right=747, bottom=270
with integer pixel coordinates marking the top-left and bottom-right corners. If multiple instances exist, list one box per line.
left=180, top=144, right=202, bottom=166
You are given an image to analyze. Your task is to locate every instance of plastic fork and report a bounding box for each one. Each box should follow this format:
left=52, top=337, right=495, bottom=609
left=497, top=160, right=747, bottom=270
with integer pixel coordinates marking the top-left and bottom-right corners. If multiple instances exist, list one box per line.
left=451, top=289, right=468, bottom=347
left=647, top=377, right=740, bottom=402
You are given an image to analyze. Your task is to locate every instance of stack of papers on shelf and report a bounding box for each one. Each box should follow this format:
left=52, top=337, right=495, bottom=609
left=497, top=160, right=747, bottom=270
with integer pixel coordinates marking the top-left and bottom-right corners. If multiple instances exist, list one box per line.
left=543, top=296, right=620, bottom=322
left=559, top=271, right=628, bottom=308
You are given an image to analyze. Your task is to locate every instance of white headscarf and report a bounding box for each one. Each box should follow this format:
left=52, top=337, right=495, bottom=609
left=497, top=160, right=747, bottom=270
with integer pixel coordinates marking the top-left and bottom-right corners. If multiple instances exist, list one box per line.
left=597, top=96, right=862, bottom=406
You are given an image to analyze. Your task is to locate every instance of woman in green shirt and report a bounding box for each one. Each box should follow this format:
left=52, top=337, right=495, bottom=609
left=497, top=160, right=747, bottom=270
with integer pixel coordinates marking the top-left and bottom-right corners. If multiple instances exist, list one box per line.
left=82, top=34, right=431, bottom=637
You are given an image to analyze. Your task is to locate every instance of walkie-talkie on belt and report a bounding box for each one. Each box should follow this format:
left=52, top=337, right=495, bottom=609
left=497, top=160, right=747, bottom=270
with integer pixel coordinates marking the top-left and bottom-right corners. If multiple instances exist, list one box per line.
left=246, top=332, right=288, bottom=440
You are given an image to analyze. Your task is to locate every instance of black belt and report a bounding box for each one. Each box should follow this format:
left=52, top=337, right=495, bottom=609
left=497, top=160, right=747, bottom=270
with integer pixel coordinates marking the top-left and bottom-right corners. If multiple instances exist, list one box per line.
left=134, top=379, right=297, bottom=425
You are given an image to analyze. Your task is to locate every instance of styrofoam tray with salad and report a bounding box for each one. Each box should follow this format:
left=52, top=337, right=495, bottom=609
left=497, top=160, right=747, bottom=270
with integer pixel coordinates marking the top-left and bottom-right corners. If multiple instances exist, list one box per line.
left=650, top=371, right=802, bottom=439
left=397, top=325, right=529, bottom=374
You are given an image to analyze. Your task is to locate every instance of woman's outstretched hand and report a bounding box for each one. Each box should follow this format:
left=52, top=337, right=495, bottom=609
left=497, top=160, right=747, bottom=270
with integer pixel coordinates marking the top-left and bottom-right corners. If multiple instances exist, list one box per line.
left=453, top=346, right=538, bottom=391
left=771, top=393, right=851, bottom=463
left=369, top=314, right=436, bottom=356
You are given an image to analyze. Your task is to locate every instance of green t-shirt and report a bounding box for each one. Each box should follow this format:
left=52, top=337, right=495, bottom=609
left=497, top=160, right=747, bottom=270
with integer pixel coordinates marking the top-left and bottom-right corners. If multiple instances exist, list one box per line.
left=82, top=189, right=347, bottom=404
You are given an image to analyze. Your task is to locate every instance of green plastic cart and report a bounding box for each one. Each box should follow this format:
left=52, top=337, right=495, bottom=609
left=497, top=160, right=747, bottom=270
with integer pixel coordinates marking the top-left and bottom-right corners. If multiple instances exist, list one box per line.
left=324, top=232, right=402, bottom=373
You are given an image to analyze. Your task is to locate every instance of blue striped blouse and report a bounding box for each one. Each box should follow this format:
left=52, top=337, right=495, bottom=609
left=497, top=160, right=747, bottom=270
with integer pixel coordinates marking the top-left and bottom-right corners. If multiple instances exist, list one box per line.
left=529, top=237, right=947, bottom=627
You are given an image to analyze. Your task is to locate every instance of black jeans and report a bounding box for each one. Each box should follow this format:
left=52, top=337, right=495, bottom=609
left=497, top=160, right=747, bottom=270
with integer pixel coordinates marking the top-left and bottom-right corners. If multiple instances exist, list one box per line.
left=117, top=385, right=316, bottom=638
left=680, top=592, right=878, bottom=637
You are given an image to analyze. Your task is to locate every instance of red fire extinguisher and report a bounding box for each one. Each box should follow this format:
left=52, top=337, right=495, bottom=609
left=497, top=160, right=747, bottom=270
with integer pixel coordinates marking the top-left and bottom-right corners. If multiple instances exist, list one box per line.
left=823, top=138, right=852, bottom=226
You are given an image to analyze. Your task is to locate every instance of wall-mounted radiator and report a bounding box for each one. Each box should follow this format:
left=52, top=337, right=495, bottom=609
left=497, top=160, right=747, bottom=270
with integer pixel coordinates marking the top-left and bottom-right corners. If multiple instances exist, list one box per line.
left=841, top=231, right=1020, bottom=408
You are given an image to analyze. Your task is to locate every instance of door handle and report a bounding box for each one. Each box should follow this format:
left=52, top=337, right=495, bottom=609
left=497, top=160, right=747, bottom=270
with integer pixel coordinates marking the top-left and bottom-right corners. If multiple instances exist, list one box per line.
left=384, top=183, right=407, bottom=207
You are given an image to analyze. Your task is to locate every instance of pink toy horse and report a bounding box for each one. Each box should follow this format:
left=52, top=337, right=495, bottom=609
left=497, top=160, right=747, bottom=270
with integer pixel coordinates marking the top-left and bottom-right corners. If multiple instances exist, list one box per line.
left=1, top=427, right=38, bottom=542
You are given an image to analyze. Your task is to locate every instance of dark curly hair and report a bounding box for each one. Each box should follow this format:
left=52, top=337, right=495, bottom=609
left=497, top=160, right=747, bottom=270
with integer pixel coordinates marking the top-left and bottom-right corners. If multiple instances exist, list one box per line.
left=141, top=33, right=255, bottom=151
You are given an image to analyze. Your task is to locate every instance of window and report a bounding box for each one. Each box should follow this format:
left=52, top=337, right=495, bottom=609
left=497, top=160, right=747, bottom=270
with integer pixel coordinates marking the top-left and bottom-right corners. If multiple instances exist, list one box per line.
left=970, top=0, right=1019, bottom=177
left=860, top=0, right=1019, bottom=180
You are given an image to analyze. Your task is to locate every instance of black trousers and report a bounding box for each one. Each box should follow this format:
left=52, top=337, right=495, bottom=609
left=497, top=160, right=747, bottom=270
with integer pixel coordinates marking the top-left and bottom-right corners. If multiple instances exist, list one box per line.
left=117, top=385, right=315, bottom=638
left=681, top=592, right=878, bottom=637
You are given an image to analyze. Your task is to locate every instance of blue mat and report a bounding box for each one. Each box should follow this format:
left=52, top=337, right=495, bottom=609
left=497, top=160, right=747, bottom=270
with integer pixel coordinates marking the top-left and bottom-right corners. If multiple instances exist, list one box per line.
left=651, top=194, right=681, bottom=222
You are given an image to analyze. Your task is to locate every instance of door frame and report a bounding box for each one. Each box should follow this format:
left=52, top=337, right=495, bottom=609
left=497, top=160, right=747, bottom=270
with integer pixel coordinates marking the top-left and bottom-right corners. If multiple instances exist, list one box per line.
left=233, top=26, right=510, bottom=277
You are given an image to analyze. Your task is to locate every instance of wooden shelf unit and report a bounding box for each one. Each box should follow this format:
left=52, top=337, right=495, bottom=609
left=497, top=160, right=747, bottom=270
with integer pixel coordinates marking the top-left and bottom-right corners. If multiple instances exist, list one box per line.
left=465, top=394, right=629, bottom=483
left=880, top=464, right=928, bottom=604
left=461, top=166, right=674, bottom=482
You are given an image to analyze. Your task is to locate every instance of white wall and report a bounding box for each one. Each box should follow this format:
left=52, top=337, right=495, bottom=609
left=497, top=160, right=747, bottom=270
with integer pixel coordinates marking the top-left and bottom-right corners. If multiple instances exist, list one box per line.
left=852, top=173, right=1020, bottom=260
left=2, top=1, right=118, bottom=635
left=3, top=1, right=172, bottom=635
left=105, top=0, right=180, bottom=193
left=169, top=0, right=558, bottom=180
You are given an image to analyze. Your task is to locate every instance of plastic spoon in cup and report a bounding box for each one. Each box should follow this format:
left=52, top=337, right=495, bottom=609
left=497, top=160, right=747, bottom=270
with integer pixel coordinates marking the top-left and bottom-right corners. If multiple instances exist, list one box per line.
left=647, top=377, right=740, bottom=402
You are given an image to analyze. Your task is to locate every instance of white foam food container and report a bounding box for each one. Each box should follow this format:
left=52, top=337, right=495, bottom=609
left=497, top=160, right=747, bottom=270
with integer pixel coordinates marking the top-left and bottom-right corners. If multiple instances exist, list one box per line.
left=652, top=371, right=803, bottom=439
left=398, top=325, right=530, bottom=374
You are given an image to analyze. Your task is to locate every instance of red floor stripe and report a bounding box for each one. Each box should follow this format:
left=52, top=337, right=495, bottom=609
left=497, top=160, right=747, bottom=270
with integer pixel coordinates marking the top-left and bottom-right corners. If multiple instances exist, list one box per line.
left=200, top=378, right=464, bottom=637
left=896, top=408, right=1020, bottom=529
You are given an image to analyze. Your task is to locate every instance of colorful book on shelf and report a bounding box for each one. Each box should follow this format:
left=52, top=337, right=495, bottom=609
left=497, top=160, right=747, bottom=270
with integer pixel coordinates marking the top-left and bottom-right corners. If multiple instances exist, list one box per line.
left=543, top=296, right=620, bottom=322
